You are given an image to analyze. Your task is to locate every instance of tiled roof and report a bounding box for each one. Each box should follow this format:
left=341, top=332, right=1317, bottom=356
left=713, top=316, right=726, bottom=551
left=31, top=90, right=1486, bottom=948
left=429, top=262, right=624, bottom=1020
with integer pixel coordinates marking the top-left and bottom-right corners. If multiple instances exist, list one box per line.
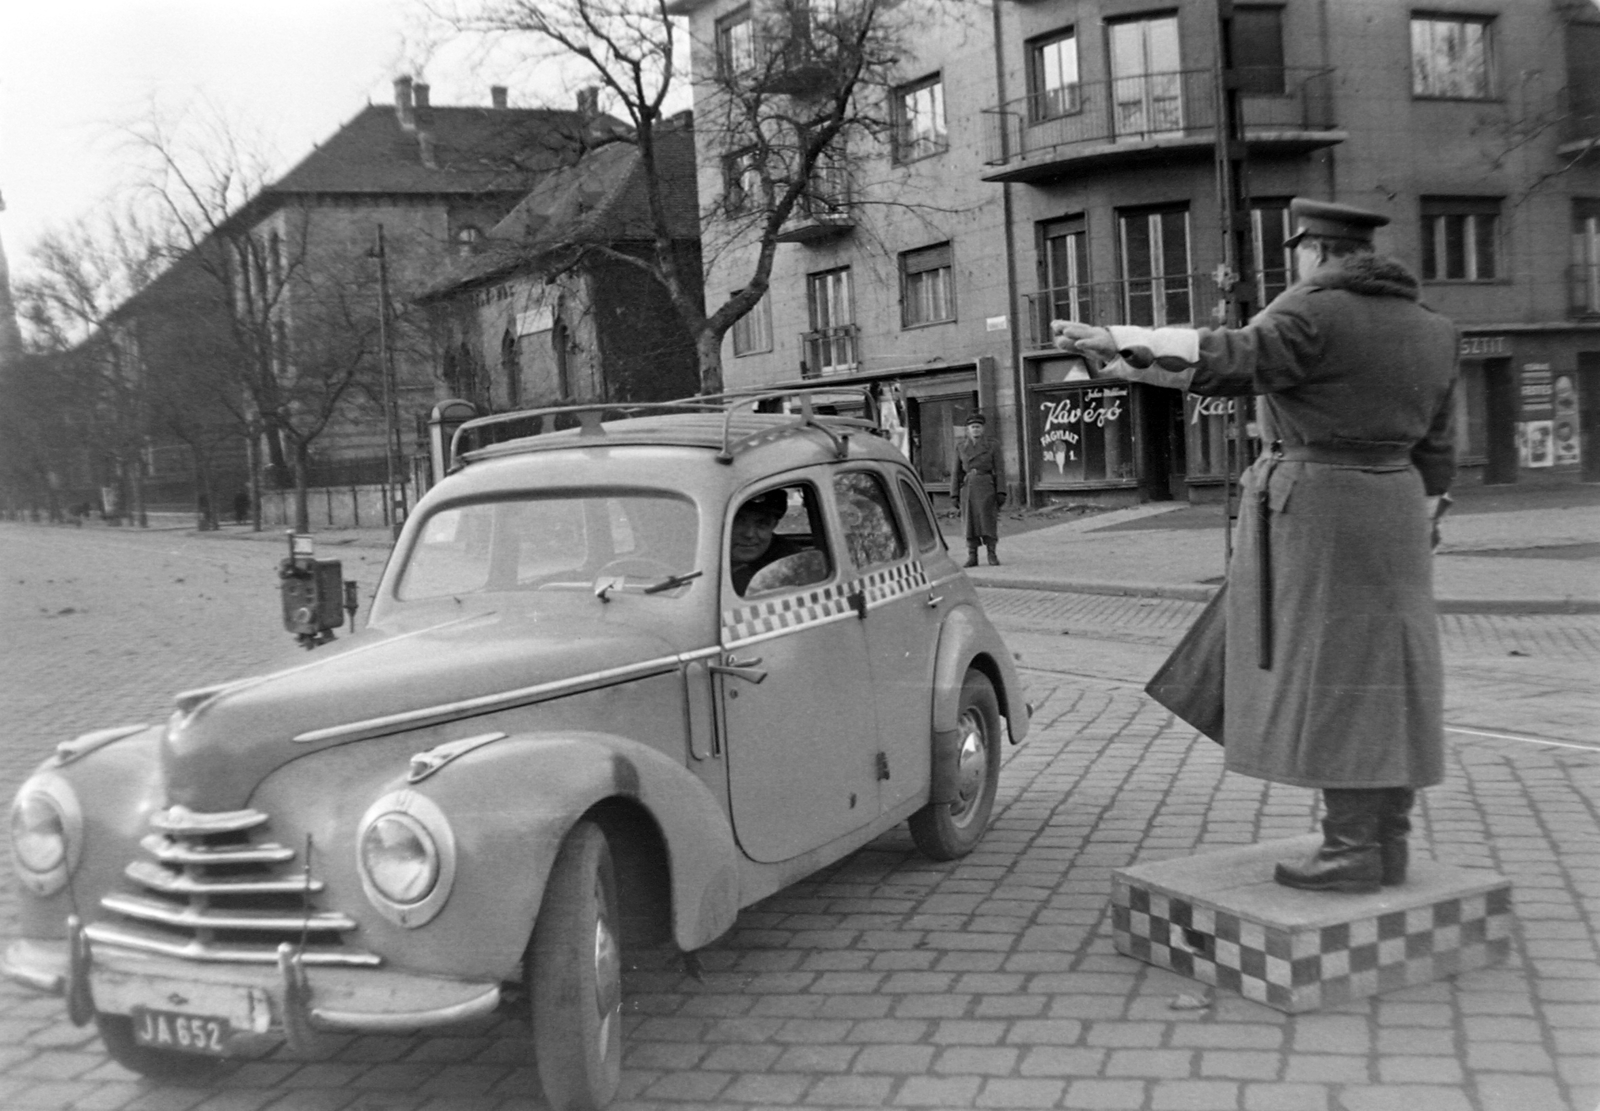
left=416, top=120, right=700, bottom=301
left=263, top=104, right=621, bottom=199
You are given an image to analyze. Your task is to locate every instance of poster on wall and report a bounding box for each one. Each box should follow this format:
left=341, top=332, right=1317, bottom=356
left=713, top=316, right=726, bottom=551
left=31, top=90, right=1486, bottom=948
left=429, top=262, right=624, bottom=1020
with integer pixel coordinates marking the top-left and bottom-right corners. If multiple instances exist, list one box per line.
left=1519, top=420, right=1555, bottom=468
left=1554, top=373, right=1581, bottom=467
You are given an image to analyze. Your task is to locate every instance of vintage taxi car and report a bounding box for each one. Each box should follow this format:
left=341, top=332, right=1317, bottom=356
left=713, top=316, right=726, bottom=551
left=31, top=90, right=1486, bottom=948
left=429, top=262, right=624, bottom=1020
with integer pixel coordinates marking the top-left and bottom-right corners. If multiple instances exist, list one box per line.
left=5, top=394, right=1030, bottom=1110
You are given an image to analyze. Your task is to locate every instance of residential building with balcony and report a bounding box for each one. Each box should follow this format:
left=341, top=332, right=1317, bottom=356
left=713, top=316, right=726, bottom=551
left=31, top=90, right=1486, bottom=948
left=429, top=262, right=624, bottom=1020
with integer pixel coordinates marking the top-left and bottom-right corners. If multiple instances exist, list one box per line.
left=676, top=0, right=1600, bottom=504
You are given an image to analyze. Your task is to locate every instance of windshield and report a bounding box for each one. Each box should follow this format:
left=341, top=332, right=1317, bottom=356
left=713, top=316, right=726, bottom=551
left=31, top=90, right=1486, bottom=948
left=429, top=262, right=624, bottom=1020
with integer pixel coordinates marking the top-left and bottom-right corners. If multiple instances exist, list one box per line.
left=396, top=491, right=699, bottom=601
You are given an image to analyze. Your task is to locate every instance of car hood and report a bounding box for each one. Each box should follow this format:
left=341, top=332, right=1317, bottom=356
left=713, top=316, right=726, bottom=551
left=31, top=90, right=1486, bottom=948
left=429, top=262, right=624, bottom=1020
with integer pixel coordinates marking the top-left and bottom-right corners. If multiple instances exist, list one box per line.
left=161, top=609, right=681, bottom=809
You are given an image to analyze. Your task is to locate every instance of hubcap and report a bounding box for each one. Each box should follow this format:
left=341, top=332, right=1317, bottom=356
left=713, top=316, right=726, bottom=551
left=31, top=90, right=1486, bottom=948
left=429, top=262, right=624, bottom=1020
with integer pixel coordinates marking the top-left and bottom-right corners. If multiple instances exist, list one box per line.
left=593, top=885, right=622, bottom=1056
left=948, top=708, right=989, bottom=828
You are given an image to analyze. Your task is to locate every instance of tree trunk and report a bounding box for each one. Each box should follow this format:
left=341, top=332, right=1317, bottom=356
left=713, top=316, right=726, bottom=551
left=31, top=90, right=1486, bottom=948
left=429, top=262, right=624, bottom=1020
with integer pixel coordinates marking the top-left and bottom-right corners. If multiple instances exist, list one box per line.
left=695, top=328, right=725, bottom=397
left=292, top=440, right=311, bottom=533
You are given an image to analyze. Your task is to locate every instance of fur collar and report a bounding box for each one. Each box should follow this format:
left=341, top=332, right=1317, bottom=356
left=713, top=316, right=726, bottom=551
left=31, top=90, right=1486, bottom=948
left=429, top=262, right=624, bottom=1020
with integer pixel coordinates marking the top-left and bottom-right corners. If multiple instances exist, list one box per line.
left=1305, top=255, right=1421, bottom=301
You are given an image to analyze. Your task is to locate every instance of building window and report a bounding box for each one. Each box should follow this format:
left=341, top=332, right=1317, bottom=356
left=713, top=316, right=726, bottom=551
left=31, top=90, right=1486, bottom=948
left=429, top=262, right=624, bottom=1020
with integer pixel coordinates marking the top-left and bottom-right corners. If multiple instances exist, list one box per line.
left=805, top=267, right=856, bottom=376
left=1421, top=197, right=1500, bottom=281
left=1231, top=5, right=1285, bottom=95
left=731, top=290, right=773, bottom=356
left=501, top=330, right=521, bottom=408
left=1119, top=206, right=1191, bottom=326
left=717, top=6, right=756, bottom=77
left=893, top=74, right=947, bottom=163
left=454, top=226, right=482, bottom=256
left=1038, top=216, right=1090, bottom=342
left=1251, top=198, right=1293, bottom=305
left=1108, top=13, right=1182, bottom=137
left=1572, top=199, right=1600, bottom=316
left=1411, top=14, right=1492, bottom=100
left=901, top=243, right=954, bottom=327
left=1028, top=28, right=1079, bottom=121
left=723, top=147, right=762, bottom=213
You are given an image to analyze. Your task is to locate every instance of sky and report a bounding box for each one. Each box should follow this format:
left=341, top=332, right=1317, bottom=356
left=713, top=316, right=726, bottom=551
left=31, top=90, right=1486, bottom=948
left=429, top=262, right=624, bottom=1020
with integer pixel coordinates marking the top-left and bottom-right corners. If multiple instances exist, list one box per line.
left=0, top=0, right=602, bottom=280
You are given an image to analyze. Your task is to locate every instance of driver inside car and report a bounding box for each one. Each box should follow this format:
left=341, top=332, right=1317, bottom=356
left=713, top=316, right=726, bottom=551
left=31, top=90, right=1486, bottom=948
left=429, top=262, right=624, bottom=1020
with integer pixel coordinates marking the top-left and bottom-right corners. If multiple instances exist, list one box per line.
left=729, top=489, right=815, bottom=595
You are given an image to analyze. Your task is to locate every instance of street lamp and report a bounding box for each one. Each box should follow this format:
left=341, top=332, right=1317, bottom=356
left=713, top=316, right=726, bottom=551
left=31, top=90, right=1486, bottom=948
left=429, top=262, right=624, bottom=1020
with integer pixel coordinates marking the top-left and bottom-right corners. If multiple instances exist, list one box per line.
left=369, top=226, right=404, bottom=540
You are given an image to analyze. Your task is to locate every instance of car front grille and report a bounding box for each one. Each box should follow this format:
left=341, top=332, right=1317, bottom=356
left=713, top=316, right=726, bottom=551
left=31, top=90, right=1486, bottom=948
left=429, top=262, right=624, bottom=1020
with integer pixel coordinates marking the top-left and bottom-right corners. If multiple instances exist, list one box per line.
left=84, top=805, right=380, bottom=967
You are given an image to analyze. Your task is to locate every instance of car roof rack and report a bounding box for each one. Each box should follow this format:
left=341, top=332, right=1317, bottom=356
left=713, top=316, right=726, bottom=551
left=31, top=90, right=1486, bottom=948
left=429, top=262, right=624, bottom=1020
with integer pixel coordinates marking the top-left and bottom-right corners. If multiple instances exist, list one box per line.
left=448, top=385, right=885, bottom=470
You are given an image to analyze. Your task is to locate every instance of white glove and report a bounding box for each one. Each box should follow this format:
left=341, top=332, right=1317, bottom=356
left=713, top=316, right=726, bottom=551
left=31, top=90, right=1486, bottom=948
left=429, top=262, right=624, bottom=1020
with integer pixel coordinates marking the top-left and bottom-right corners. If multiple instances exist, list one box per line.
left=1050, top=321, right=1119, bottom=361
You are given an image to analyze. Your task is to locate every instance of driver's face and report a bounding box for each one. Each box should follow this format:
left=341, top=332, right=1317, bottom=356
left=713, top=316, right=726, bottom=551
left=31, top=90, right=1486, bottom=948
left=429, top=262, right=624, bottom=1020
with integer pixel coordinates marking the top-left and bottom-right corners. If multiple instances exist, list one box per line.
left=730, top=509, right=779, bottom=564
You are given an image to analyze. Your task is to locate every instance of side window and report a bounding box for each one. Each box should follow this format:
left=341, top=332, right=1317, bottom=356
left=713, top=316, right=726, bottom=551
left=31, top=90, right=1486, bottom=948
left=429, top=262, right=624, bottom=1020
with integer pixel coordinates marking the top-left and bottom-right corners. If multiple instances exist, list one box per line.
left=730, top=484, right=832, bottom=598
left=896, top=475, right=940, bottom=553
left=834, top=471, right=907, bottom=570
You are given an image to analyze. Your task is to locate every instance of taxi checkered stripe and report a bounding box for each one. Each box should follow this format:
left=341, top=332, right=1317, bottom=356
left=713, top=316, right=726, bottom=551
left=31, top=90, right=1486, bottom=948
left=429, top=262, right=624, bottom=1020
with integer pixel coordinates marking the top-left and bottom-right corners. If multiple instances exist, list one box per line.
left=721, top=560, right=930, bottom=644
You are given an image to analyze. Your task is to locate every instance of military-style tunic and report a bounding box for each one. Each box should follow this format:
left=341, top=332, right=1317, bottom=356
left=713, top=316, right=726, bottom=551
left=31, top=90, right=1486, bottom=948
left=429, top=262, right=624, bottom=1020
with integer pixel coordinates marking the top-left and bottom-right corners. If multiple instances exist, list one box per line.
left=951, top=437, right=1004, bottom=545
left=1125, top=255, right=1459, bottom=789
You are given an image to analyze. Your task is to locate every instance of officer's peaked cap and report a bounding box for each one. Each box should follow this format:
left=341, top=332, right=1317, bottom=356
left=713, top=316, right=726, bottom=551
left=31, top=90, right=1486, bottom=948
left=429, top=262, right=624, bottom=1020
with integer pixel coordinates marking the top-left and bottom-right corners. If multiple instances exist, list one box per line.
left=965, top=412, right=987, bottom=425
left=1284, top=198, right=1390, bottom=249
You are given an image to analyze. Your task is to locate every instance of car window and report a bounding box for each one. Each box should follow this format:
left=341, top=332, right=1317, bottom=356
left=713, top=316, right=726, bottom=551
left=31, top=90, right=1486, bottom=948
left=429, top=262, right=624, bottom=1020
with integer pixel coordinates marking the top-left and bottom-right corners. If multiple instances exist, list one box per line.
left=896, top=474, right=940, bottom=552
left=730, top=483, right=832, bottom=598
left=397, top=492, right=698, bottom=601
left=833, top=471, right=907, bottom=570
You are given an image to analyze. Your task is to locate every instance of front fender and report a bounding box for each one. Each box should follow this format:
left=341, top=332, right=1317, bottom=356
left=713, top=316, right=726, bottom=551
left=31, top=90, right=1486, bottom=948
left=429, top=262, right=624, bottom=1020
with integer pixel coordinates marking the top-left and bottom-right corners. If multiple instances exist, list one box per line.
left=933, top=605, right=1031, bottom=744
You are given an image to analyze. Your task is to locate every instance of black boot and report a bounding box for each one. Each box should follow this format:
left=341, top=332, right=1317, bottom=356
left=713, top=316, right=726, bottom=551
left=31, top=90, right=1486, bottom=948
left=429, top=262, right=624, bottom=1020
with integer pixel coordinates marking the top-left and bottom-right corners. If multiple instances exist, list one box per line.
left=1274, top=789, right=1384, bottom=894
left=986, top=543, right=1000, bottom=566
left=1379, top=787, right=1415, bottom=886
left=964, top=547, right=980, bottom=568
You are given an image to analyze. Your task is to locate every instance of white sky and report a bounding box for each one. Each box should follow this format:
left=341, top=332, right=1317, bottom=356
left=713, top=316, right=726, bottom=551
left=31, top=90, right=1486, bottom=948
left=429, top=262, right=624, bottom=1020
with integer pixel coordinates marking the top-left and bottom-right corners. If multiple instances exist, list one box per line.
left=0, top=0, right=605, bottom=280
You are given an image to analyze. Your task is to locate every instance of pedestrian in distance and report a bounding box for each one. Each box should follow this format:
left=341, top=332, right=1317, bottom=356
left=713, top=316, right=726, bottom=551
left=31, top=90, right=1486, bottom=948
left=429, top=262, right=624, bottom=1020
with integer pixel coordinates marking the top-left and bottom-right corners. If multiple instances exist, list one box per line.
left=951, top=413, right=1005, bottom=568
left=1052, top=197, right=1460, bottom=895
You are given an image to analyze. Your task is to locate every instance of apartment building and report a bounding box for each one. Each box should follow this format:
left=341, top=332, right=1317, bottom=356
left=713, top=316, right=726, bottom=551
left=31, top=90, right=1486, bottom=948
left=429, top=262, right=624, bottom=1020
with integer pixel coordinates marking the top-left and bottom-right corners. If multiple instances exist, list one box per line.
left=675, top=0, right=1600, bottom=504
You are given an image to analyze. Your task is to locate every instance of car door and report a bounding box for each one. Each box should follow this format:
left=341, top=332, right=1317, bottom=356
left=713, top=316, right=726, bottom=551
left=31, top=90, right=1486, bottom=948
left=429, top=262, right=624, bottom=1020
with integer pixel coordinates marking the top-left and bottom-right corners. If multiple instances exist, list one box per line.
left=717, top=475, right=881, bottom=863
left=830, top=467, right=941, bottom=812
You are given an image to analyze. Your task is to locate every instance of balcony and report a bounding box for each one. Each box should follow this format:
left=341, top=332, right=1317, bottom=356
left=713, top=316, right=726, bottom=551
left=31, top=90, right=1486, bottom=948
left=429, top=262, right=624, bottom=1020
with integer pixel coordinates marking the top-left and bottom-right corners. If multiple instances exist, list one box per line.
left=1019, top=269, right=1293, bottom=350
left=800, top=324, right=860, bottom=377
left=775, top=163, right=856, bottom=243
left=982, top=67, right=1343, bottom=184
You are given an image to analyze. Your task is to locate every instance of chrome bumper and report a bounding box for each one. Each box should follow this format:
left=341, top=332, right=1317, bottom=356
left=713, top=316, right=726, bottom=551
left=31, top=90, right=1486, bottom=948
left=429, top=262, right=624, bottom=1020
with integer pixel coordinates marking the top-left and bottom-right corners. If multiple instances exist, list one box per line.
left=4, top=918, right=501, bottom=1048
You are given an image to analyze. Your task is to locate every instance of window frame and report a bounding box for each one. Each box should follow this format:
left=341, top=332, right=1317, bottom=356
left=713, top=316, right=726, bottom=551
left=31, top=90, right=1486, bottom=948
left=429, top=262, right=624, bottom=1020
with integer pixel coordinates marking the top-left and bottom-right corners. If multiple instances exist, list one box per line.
left=1420, top=196, right=1501, bottom=283
left=1027, top=27, right=1081, bottom=122
left=1572, top=198, right=1600, bottom=317
left=832, top=470, right=908, bottom=572
left=728, top=481, right=834, bottom=599
left=892, top=73, right=948, bottom=164
left=1410, top=13, right=1494, bottom=101
left=1117, top=204, right=1193, bottom=326
left=895, top=472, right=942, bottom=554
left=900, top=242, right=955, bottom=328
left=723, top=146, right=763, bottom=214
left=716, top=5, right=757, bottom=78
left=731, top=289, right=773, bottom=356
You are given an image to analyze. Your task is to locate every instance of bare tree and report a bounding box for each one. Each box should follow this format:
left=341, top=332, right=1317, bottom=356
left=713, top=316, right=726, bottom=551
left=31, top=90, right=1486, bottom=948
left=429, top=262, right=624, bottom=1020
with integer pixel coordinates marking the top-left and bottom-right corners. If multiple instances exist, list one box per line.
left=435, top=0, right=948, bottom=394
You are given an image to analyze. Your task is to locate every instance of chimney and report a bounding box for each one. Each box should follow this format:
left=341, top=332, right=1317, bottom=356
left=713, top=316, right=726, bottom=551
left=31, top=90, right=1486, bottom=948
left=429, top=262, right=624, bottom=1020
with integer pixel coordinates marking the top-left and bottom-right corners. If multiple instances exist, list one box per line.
left=413, top=82, right=433, bottom=127
left=490, top=85, right=508, bottom=109
left=576, top=86, right=600, bottom=116
left=394, top=75, right=415, bottom=130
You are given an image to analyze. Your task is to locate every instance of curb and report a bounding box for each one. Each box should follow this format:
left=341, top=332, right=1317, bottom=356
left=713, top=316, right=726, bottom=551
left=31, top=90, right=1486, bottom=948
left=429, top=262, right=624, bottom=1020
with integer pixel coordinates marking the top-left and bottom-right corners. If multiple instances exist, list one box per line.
left=967, top=574, right=1600, bottom=615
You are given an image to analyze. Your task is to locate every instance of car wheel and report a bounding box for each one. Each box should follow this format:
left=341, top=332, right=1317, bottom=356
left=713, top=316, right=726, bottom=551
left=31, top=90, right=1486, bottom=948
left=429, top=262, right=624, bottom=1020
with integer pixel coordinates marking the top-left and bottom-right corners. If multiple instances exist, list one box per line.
left=909, top=670, right=1001, bottom=861
left=93, top=1013, right=226, bottom=1082
left=529, top=819, right=624, bottom=1111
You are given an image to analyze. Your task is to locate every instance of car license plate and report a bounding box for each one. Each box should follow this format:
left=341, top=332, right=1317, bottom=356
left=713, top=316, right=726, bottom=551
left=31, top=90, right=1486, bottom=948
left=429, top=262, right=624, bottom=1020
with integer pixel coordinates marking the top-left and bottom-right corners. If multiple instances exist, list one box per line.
left=129, top=1006, right=232, bottom=1055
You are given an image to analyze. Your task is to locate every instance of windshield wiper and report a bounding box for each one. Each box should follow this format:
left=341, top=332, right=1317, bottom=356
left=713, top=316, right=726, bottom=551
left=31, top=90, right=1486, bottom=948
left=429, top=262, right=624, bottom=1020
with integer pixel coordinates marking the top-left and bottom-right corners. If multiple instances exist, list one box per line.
left=642, top=570, right=703, bottom=595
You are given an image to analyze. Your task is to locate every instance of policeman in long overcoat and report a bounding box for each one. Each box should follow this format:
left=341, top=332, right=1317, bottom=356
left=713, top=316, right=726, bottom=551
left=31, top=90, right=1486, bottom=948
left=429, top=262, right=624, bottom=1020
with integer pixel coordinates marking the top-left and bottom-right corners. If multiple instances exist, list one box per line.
left=950, top=413, right=1004, bottom=567
left=1053, top=199, right=1459, bottom=894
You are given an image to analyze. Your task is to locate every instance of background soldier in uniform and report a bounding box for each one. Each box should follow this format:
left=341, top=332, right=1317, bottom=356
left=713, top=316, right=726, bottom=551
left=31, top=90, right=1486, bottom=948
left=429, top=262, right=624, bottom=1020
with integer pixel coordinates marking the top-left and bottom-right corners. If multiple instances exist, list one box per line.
left=951, top=413, right=1004, bottom=567
left=1053, top=198, right=1459, bottom=895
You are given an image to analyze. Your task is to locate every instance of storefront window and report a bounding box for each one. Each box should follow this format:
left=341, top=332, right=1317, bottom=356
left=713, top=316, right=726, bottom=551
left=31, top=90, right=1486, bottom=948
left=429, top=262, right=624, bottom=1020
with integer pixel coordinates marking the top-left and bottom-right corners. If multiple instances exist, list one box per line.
left=1030, top=381, right=1135, bottom=486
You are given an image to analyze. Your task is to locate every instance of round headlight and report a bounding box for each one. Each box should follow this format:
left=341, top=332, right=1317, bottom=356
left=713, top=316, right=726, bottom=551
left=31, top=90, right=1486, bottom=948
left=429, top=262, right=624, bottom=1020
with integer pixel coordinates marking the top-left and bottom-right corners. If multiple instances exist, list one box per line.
left=360, top=813, right=439, bottom=905
left=12, top=794, right=66, bottom=873
left=10, top=775, right=83, bottom=896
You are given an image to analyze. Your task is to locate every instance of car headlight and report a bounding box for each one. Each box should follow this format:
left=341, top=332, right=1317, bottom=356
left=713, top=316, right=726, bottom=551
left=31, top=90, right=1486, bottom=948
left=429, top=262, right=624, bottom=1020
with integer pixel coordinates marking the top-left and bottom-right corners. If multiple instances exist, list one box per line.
left=356, top=791, right=456, bottom=928
left=10, top=775, right=83, bottom=896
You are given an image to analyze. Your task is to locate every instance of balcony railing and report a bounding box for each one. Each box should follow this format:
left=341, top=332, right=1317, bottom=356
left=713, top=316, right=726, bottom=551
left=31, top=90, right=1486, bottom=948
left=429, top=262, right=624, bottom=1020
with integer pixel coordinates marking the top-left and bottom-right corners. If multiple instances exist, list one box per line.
left=800, top=324, right=860, bottom=377
left=1020, top=269, right=1292, bottom=350
left=776, top=165, right=856, bottom=243
left=983, top=67, right=1339, bottom=180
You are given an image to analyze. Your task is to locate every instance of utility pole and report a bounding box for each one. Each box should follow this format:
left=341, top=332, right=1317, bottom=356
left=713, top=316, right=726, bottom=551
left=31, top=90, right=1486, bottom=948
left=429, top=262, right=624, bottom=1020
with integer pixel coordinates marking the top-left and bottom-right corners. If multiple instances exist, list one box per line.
left=372, top=225, right=404, bottom=540
left=1213, top=0, right=1254, bottom=563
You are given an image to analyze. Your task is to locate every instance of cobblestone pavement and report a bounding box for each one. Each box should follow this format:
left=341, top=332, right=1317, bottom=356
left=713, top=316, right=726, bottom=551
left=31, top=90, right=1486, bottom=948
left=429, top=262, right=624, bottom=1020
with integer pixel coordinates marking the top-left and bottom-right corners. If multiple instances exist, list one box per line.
left=1, top=524, right=1597, bottom=1111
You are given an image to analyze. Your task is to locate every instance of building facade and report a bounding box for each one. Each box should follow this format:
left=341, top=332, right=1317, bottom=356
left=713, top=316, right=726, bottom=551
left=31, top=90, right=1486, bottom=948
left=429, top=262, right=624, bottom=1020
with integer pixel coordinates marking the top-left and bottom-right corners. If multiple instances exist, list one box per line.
left=676, top=0, right=1600, bottom=503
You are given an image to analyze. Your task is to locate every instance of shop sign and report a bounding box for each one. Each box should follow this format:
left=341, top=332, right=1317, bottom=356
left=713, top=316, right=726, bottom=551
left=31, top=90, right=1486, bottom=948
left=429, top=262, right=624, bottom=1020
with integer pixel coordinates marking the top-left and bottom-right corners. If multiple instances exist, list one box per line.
left=1459, top=335, right=1508, bottom=357
left=1190, top=396, right=1237, bottom=424
left=1032, top=383, right=1133, bottom=483
left=1520, top=364, right=1554, bottom=418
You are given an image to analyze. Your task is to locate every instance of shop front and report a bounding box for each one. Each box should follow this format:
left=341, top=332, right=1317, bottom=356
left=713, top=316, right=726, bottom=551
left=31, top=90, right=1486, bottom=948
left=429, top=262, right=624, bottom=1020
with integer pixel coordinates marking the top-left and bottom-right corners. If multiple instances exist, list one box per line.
left=1456, top=329, right=1600, bottom=486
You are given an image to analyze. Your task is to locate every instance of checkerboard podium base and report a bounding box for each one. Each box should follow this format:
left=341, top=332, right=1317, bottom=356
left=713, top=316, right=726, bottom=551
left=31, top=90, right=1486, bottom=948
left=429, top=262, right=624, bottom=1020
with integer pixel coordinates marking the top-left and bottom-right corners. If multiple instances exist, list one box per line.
left=1112, top=836, right=1512, bottom=1013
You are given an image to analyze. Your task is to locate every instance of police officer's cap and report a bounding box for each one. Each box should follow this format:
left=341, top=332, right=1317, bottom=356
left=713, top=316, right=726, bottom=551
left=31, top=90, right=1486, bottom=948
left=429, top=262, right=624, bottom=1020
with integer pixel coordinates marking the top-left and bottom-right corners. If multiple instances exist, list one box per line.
left=1283, top=198, right=1390, bottom=249
left=965, top=412, right=987, bottom=426
left=740, top=489, right=789, bottom=521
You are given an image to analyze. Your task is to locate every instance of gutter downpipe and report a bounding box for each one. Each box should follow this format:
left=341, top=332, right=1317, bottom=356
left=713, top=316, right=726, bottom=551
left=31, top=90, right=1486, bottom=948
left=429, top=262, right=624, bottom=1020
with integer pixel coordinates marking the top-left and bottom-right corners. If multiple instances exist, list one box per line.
left=991, top=0, right=1032, bottom=506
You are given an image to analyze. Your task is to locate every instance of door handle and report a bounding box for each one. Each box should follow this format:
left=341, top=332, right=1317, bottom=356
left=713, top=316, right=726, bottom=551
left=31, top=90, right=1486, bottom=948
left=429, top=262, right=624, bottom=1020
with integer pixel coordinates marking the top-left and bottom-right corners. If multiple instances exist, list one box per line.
left=926, top=593, right=944, bottom=608
left=709, top=655, right=767, bottom=684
